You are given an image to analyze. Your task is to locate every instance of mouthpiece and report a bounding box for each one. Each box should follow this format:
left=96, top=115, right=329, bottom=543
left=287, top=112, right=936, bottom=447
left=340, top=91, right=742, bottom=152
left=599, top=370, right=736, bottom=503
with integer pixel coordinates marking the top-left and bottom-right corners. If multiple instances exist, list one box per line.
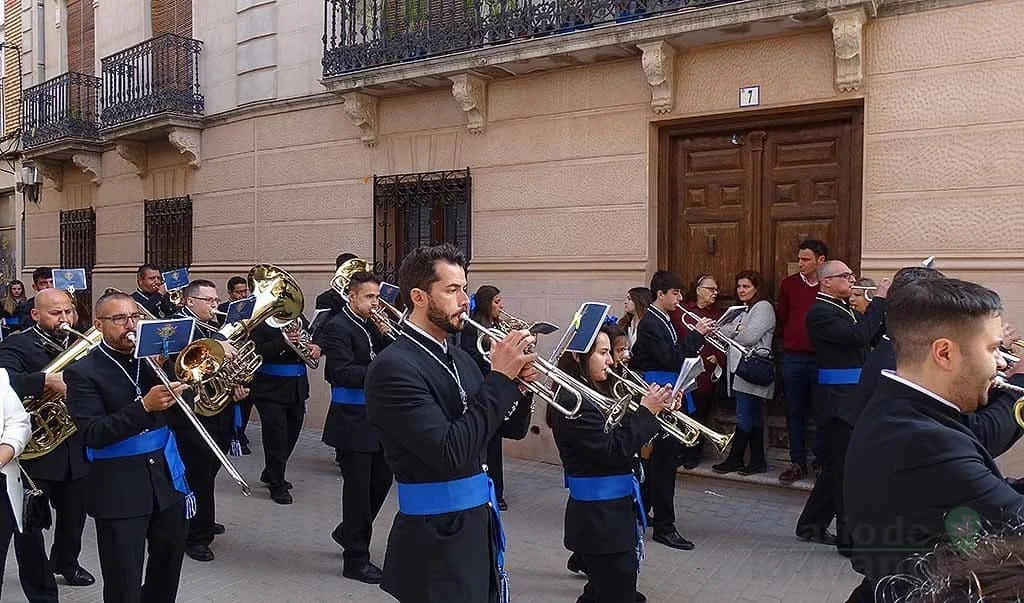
left=126, top=331, right=137, bottom=343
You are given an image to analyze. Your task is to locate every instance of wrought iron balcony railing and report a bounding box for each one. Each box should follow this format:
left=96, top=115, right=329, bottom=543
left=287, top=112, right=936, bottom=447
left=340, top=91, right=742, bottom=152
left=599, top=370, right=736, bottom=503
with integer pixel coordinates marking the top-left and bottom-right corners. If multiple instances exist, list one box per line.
left=101, top=33, right=204, bottom=129
left=323, top=0, right=732, bottom=76
left=21, top=72, right=102, bottom=149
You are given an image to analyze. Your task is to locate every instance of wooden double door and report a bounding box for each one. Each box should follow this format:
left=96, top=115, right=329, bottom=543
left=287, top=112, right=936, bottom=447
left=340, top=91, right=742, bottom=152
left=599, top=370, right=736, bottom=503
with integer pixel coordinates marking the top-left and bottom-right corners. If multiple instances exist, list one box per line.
left=658, top=105, right=864, bottom=305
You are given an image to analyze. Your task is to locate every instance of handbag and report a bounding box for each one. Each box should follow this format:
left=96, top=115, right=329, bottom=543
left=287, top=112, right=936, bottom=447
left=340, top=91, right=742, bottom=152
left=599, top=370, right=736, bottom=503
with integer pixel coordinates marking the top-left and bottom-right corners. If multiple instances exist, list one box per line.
left=735, top=348, right=775, bottom=387
left=20, top=468, right=51, bottom=531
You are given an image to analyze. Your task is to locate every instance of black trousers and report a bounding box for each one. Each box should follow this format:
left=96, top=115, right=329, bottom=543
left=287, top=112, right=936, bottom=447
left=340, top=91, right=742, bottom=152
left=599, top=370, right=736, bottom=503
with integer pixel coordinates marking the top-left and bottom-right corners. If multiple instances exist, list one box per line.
left=177, top=430, right=224, bottom=546
left=486, top=434, right=504, bottom=500
left=576, top=550, right=638, bottom=603
left=36, top=476, right=88, bottom=572
left=0, top=488, right=58, bottom=602
left=682, top=392, right=714, bottom=462
left=336, top=449, right=393, bottom=565
left=796, top=418, right=853, bottom=551
left=643, top=436, right=683, bottom=533
left=254, top=396, right=305, bottom=488
left=238, top=400, right=254, bottom=446
left=94, top=498, right=188, bottom=603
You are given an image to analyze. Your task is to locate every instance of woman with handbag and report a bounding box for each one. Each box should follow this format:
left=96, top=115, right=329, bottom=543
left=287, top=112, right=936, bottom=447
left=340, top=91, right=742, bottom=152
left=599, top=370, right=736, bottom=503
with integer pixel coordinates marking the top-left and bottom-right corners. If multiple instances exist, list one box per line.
left=712, top=270, right=776, bottom=476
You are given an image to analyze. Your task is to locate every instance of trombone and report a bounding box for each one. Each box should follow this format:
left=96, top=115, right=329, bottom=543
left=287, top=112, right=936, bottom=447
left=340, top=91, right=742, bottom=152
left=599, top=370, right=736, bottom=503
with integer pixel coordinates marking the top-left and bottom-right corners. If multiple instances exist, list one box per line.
left=604, top=363, right=734, bottom=453
left=675, top=304, right=752, bottom=358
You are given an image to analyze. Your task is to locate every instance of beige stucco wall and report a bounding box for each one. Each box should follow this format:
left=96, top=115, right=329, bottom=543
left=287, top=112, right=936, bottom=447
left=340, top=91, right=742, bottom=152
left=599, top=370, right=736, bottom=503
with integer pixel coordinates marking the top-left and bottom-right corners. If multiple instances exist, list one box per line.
left=24, top=0, right=1024, bottom=471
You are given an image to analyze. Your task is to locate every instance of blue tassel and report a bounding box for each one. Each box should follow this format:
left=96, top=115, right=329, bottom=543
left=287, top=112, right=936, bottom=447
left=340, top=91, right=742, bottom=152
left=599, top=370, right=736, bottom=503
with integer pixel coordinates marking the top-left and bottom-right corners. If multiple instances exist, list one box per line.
left=469, top=294, right=477, bottom=314
left=184, top=492, right=197, bottom=520
left=604, top=314, right=619, bottom=325
left=229, top=439, right=242, bottom=457
left=499, top=570, right=510, bottom=603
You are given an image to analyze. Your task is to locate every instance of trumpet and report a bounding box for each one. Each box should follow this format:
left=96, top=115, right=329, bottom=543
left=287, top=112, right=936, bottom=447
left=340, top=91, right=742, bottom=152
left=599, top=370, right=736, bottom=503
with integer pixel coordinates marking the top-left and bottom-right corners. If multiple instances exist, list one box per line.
left=498, top=310, right=529, bottom=331
left=852, top=285, right=878, bottom=302
left=1000, top=338, right=1024, bottom=366
left=461, top=312, right=632, bottom=428
left=369, top=298, right=403, bottom=341
left=992, top=375, right=1024, bottom=429
left=604, top=364, right=734, bottom=453
left=675, top=304, right=752, bottom=358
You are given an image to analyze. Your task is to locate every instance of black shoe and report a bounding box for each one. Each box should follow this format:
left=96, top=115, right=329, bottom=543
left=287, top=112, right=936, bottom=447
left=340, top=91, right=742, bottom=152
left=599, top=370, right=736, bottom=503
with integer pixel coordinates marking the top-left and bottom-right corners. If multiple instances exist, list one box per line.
left=635, top=592, right=647, bottom=603
left=260, top=474, right=293, bottom=490
left=56, top=565, right=95, bottom=586
left=682, top=458, right=699, bottom=470
left=241, top=444, right=252, bottom=455
left=711, top=458, right=745, bottom=474
left=270, top=488, right=293, bottom=505
left=567, top=552, right=586, bottom=575
left=186, top=544, right=215, bottom=562
left=738, top=462, right=768, bottom=476
left=652, top=529, right=694, bottom=551
left=797, top=529, right=838, bottom=546
left=498, top=498, right=508, bottom=511
left=342, top=562, right=383, bottom=584
left=331, top=524, right=344, bottom=548
left=212, top=522, right=226, bottom=535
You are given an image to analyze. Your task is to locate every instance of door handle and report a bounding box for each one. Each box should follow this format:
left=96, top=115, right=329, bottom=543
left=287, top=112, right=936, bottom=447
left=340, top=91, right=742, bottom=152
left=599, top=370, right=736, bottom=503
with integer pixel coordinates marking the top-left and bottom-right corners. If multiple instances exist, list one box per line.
left=705, top=234, right=717, bottom=256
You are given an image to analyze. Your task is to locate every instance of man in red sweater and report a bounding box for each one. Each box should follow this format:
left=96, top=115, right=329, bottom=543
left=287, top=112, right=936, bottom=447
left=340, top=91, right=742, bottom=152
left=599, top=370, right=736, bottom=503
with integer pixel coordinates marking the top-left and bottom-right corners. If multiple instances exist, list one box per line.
left=776, top=240, right=828, bottom=486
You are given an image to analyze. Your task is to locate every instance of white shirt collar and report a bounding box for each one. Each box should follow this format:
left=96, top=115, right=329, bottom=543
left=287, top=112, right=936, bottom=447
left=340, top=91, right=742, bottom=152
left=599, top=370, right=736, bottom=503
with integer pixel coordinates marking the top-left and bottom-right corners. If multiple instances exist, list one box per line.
left=404, top=319, right=448, bottom=353
left=799, top=272, right=819, bottom=287
left=881, top=370, right=962, bottom=414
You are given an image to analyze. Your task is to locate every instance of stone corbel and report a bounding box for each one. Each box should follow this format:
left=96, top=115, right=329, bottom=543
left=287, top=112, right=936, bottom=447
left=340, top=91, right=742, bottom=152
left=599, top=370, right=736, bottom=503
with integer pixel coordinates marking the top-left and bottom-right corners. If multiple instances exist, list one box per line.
left=449, top=74, right=488, bottom=134
left=828, top=6, right=871, bottom=92
left=71, top=152, right=102, bottom=185
left=168, top=128, right=202, bottom=169
left=116, top=141, right=148, bottom=178
left=35, top=161, right=63, bottom=191
left=342, top=92, right=379, bottom=147
left=637, top=40, right=678, bottom=115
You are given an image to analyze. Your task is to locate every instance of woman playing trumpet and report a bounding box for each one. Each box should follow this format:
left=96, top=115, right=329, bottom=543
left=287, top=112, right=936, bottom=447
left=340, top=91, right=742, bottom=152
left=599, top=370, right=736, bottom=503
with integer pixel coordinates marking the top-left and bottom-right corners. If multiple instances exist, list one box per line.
left=548, top=324, right=676, bottom=603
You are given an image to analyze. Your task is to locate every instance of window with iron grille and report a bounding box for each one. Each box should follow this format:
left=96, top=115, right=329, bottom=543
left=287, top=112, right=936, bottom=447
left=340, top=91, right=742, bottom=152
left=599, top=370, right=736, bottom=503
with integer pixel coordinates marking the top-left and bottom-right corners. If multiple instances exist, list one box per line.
left=144, top=196, right=192, bottom=271
left=59, top=207, right=96, bottom=311
left=373, top=168, right=471, bottom=283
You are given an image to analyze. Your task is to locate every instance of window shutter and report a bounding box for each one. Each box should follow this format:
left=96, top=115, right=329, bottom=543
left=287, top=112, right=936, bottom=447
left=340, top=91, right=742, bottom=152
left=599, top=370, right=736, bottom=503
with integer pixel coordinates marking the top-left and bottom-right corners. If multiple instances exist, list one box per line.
left=3, top=0, right=20, bottom=135
left=152, top=0, right=192, bottom=37
left=66, top=0, right=83, bottom=74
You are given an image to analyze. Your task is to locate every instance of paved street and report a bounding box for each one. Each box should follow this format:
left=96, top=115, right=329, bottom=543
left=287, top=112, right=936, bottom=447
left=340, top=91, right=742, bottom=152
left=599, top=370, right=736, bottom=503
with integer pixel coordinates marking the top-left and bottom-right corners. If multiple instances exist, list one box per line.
left=3, top=423, right=860, bottom=602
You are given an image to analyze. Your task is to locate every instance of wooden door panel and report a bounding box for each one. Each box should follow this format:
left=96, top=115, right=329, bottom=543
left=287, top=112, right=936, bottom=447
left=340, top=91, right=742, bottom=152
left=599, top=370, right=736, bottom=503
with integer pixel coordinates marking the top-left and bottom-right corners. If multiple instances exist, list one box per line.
left=772, top=220, right=837, bottom=284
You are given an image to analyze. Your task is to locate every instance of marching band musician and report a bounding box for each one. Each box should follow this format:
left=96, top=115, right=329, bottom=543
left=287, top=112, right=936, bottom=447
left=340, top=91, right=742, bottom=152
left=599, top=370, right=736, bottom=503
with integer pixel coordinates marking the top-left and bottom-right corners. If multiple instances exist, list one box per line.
left=365, top=243, right=537, bottom=603
left=629, top=269, right=712, bottom=552
left=314, top=253, right=358, bottom=330
left=0, top=368, right=35, bottom=601
left=166, top=279, right=249, bottom=562
left=0, top=288, right=94, bottom=593
left=132, top=264, right=175, bottom=319
left=794, top=260, right=888, bottom=555
left=248, top=306, right=320, bottom=505
left=218, top=276, right=254, bottom=455
left=316, top=270, right=394, bottom=584
left=549, top=323, right=675, bottom=603
left=65, top=291, right=191, bottom=603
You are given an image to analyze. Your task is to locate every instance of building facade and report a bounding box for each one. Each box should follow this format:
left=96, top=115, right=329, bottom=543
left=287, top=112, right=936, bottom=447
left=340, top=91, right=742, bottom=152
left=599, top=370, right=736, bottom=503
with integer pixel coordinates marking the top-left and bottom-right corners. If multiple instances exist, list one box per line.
left=15, top=0, right=1024, bottom=471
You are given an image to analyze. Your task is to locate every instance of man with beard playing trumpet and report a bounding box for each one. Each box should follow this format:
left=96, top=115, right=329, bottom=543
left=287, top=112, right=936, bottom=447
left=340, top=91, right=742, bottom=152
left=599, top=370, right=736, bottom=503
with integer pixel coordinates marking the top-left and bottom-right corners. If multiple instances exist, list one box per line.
left=365, top=243, right=537, bottom=603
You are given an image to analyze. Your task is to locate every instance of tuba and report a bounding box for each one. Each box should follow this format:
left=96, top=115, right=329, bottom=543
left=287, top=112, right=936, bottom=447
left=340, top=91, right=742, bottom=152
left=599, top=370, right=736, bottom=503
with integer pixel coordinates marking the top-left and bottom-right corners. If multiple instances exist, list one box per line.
left=20, top=324, right=101, bottom=459
left=329, top=256, right=403, bottom=339
left=178, top=264, right=304, bottom=416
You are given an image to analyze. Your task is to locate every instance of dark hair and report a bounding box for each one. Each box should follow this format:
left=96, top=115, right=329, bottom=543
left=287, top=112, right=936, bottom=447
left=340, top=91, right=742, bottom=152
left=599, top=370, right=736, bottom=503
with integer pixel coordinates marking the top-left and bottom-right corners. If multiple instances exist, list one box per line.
left=735, top=270, right=769, bottom=305
left=227, top=276, right=247, bottom=291
left=471, top=285, right=500, bottom=324
left=650, top=270, right=684, bottom=297
left=890, top=266, right=946, bottom=298
left=183, top=279, right=217, bottom=298
left=94, top=291, right=133, bottom=315
left=136, top=264, right=160, bottom=278
left=397, top=244, right=467, bottom=310
left=347, top=271, right=381, bottom=292
left=336, top=253, right=358, bottom=269
left=618, top=287, right=652, bottom=330
left=888, top=278, right=1003, bottom=366
left=545, top=325, right=616, bottom=428
left=798, top=239, right=828, bottom=259
left=32, top=266, right=53, bottom=284
left=604, top=322, right=627, bottom=347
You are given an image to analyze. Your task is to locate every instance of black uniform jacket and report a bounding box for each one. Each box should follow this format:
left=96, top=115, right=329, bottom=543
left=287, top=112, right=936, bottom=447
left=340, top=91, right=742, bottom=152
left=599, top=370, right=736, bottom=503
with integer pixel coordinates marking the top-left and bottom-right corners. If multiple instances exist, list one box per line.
left=551, top=388, right=659, bottom=555
left=805, top=294, right=887, bottom=426
left=132, top=289, right=175, bottom=319
left=65, top=344, right=183, bottom=519
left=629, top=306, right=705, bottom=375
left=312, top=289, right=345, bottom=334
left=849, top=336, right=895, bottom=426
left=365, top=325, right=523, bottom=603
left=844, top=374, right=1024, bottom=587
left=249, top=321, right=310, bottom=403
left=0, top=328, right=89, bottom=481
left=317, top=305, right=390, bottom=451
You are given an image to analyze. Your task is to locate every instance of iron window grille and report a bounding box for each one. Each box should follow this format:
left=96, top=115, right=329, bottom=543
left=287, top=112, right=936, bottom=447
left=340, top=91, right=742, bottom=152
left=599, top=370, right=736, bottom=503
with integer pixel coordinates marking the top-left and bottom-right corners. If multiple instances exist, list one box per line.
left=59, top=207, right=97, bottom=309
left=144, top=196, right=193, bottom=271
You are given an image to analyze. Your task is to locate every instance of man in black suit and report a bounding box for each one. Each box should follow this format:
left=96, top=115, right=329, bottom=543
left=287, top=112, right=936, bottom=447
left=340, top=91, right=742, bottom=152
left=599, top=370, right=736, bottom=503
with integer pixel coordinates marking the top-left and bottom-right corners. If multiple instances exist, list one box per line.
left=13, top=267, right=55, bottom=332
left=132, top=264, right=175, bottom=319
left=365, top=244, right=536, bottom=603
left=629, top=269, right=712, bottom=551
left=0, top=288, right=94, bottom=592
left=313, top=253, right=358, bottom=334
left=794, top=260, right=889, bottom=555
left=844, top=278, right=1024, bottom=603
left=65, top=291, right=190, bottom=603
left=317, top=270, right=393, bottom=584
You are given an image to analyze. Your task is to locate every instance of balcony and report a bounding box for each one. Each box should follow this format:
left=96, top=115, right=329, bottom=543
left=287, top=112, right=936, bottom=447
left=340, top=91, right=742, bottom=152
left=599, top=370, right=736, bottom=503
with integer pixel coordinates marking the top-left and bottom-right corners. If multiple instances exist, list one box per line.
left=21, top=72, right=103, bottom=159
left=100, top=33, right=204, bottom=138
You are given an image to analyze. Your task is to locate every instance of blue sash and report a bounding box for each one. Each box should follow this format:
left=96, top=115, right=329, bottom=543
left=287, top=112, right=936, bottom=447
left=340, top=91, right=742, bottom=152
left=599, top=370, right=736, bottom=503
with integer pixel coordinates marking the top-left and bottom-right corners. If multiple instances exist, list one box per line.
left=229, top=404, right=243, bottom=457
left=396, top=473, right=509, bottom=602
left=566, top=473, right=647, bottom=567
left=331, top=387, right=365, bottom=405
left=642, top=370, right=695, bottom=414
left=86, top=426, right=196, bottom=518
left=817, top=368, right=862, bottom=385
left=257, top=363, right=307, bottom=378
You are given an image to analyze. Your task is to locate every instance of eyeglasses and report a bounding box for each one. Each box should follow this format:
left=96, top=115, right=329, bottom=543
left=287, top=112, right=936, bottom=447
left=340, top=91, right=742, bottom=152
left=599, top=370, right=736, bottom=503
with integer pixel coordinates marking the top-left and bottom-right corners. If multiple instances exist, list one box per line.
left=189, top=296, right=220, bottom=305
left=98, top=313, right=144, bottom=326
left=699, top=286, right=719, bottom=293
left=822, top=272, right=856, bottom=281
